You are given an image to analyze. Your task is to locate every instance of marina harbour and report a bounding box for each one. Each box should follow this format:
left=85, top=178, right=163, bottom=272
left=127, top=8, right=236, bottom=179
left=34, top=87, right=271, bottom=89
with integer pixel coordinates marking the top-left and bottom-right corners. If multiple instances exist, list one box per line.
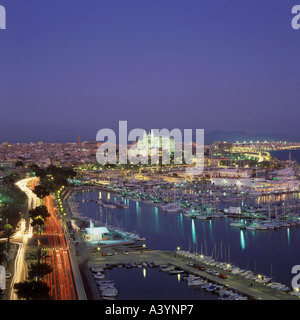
left=64, top=180, right=300, bottom=300
left=86, top=249, right=296, bottom=301
left=101, top=267, right=218, bottom=301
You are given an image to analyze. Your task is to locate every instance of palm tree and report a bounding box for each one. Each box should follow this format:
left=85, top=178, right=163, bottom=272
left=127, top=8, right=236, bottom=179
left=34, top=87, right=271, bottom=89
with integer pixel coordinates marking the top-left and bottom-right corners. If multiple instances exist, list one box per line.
left=32, top=185, right=50, bottom=200
left=2, top=224, right=13, bottom=251
left=27, top=246, right=49, bottom=266
left=29, top=206, right=50, bottom=234
left=28, top=206, right=50, bottom=221
left=31, top=217, right=45, bottom=234
left=13, top=280, right=51, bottom=300
left=26, top=247, right=52, bottom=281
left=14, top=247, right=53, bottom=300
left=28, top=262, right=52, bottom=280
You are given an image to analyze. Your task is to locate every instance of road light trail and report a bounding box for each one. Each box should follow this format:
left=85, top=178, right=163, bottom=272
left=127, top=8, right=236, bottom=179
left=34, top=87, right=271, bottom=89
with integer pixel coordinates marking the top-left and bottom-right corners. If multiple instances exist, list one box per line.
left=15, top=178, right=40, bottom=211
left=10, top=241, right=28, bottom=300
left=9, top=218, right=28, bottom=299
left=9, top=178, right=38, bottom=300
left=43, top=195, right=77, bottom=300
left=13, top=178, right=77, bottom=300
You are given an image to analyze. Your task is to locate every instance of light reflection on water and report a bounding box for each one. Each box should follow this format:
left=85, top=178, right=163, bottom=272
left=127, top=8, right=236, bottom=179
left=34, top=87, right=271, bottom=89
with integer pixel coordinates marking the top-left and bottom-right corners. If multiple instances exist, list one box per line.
left=106, top=267, right=217, bottom=300
left=191, top=219, right=196, bottom=244
left=75, top=189, right=300, bottom=287
left=240, top=230, right=245, bottom=250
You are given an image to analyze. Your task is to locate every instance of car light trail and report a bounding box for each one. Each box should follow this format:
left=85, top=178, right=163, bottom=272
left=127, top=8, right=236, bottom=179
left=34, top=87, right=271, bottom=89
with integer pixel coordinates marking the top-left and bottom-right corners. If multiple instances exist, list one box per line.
left=13, top=178, right=77, bottom=300
left=43, top=195, right=77, bottom=300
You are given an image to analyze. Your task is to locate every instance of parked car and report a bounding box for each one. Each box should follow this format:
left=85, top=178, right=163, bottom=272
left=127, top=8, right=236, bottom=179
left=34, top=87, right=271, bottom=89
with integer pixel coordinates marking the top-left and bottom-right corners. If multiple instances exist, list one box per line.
left=219, top=273, right=228, bottom=279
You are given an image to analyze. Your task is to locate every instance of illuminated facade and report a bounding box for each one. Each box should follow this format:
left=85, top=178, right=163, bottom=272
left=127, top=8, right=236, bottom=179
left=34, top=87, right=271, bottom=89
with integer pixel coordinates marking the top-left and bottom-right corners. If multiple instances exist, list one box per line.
left=129, top=130, right=175, bottom=160
left=211, top=176, right=299, bottom=192
left=84, top=220, right=110, bottom=242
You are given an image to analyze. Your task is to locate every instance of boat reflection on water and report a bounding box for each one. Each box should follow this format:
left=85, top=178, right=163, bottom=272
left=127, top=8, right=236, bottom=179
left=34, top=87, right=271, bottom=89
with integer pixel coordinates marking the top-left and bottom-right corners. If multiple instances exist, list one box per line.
left=105, top=267, right=218, bottom=300
left=75, top=189, right=300, bottom=287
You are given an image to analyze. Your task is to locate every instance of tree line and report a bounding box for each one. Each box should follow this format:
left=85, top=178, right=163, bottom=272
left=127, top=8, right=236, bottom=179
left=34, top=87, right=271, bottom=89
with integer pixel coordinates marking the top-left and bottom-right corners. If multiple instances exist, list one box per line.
left=31, top=164, right=76, bottom=196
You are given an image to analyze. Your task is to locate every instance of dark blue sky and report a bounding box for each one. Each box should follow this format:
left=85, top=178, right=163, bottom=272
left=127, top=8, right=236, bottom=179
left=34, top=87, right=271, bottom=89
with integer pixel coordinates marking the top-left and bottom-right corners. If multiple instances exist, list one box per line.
left=1, top=0, right=300, bottom=142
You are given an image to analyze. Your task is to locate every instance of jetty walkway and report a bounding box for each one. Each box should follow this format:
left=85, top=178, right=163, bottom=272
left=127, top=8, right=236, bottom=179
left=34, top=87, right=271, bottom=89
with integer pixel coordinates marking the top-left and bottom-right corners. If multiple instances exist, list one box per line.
left=84, top=246, right=298, bottom=300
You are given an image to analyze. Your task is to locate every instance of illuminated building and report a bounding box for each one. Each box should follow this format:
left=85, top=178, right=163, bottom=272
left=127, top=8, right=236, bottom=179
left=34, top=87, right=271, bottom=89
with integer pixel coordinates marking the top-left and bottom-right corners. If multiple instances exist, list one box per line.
left=130, top=130, right=175, bottom=161
left=84, top=220, right=110, bottom=242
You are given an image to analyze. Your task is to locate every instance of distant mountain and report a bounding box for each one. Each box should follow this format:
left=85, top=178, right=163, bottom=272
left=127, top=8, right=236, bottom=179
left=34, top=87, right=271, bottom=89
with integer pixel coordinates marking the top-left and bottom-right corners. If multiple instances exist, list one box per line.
left=203, top=131, right=300, bottom=144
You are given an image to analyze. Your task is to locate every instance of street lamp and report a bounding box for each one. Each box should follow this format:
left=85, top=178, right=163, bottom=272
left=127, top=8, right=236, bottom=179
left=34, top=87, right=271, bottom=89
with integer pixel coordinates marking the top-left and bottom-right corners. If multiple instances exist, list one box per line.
left=141, top=243, right=146, bottom=253
left=257, top=274, right=262, bottom=280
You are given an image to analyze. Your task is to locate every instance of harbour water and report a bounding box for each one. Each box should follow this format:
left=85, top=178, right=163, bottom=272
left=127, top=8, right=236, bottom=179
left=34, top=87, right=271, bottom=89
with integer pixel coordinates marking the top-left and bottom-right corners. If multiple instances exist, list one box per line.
left=103, top=267, right=217, bottom=300
left=74, top=189, right=300, bottom=290
left=270, top=149, right=300, bottom=162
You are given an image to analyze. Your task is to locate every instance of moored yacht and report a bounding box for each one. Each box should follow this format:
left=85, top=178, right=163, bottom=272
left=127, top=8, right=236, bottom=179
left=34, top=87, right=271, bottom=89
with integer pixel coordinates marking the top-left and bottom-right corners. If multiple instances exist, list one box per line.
left=101, top=288, right=118, bottom=297
left=162, top=203, right=182, bottom=212
left=161, top=265, right=175, bottom=272
left=195, top=214, right=210, bottom=220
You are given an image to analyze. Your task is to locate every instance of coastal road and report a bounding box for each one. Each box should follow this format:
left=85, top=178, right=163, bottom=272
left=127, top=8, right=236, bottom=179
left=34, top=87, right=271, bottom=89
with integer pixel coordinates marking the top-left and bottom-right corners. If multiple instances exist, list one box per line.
left=9, top=219, right=32, bottom=300
left=13, top=178, right=77, bottom=300
left=16, top=177, right=40, bottom=212
left=8, top=178, right=37, bottom=299
left=43, top=195, right=77, bottom=300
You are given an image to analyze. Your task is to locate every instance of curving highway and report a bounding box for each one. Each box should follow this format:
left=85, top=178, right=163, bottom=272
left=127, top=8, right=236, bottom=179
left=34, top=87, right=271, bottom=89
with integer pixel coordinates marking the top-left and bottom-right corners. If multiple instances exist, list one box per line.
left=9, top=178, right=38, bottom=299
left=16, top=177, right=40, bottom=211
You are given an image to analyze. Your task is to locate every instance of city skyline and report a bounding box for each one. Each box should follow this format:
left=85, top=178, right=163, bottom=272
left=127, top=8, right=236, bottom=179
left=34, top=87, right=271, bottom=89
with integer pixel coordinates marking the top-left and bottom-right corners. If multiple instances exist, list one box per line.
left=1, top=1, right=300, bottom=142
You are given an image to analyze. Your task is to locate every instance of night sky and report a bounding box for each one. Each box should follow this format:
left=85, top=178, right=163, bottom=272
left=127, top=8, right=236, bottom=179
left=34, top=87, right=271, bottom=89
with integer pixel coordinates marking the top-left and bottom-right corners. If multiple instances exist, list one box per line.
left=1, top=0, right=300, bottom=142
